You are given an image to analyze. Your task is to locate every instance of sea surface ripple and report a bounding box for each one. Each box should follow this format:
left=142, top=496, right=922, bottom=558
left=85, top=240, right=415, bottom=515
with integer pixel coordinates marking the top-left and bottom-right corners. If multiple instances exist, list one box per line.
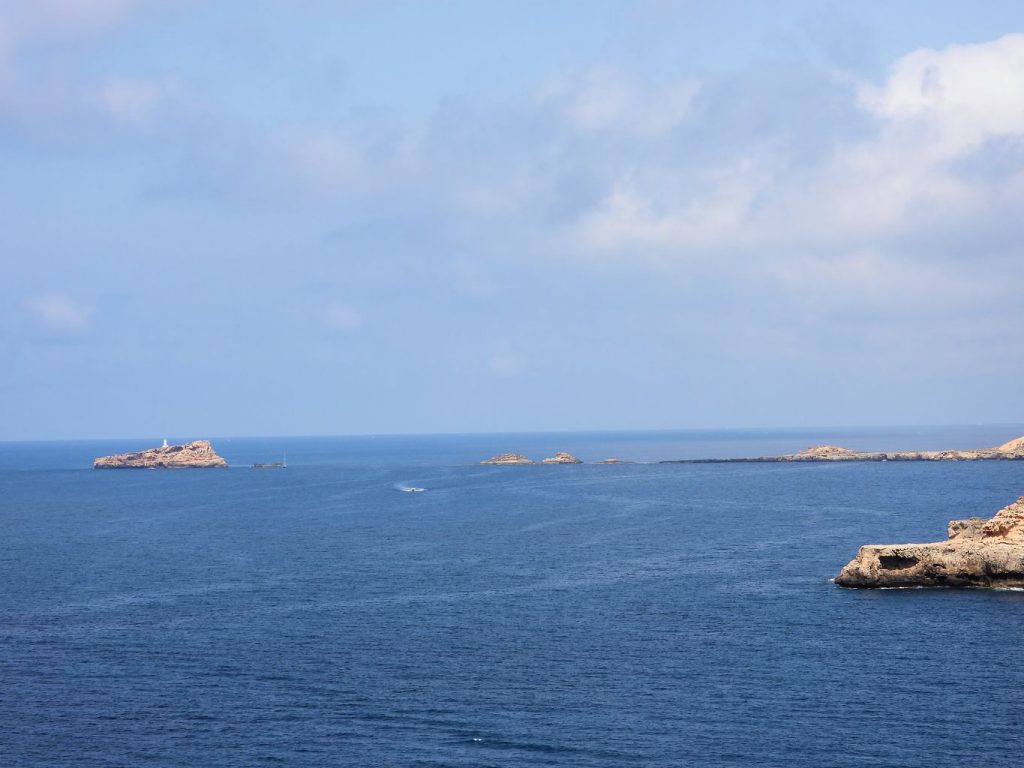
left=3, top=428, right=1024, bottom=767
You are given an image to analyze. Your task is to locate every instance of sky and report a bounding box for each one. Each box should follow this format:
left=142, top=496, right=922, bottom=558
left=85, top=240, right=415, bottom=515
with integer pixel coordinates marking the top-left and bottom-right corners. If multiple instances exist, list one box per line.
left=3, top=0, right=1024, bottom=440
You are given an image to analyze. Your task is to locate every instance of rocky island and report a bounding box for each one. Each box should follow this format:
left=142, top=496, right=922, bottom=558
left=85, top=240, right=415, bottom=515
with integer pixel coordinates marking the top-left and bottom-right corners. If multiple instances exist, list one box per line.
left=836, top=495, right=1024, bottom=588
left=94, top=440, right=228, bottom=469
left=480, top=451, right=586, bottom=464
left=481, top=452, right=535, bottom=465
left=664, top=436, right=1024, bottom=463
left=542, top=452, right=583, bottom=464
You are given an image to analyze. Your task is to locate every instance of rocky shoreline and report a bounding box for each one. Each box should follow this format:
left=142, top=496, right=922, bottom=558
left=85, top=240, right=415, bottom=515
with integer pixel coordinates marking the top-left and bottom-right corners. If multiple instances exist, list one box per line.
left=94, top=440, right=228, bottom=469
left=836, top=496, right=1024, bottom=588
left=663, top=436, right=1024, bottom=463
left=479, top=436, right=1024, bottom=466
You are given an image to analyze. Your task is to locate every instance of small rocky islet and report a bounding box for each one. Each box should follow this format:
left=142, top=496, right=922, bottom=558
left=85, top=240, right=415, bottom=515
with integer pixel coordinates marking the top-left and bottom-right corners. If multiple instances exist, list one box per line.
left=481, top=451, right=584, bottom=465
left=480, top=452, right=536, bottom=465
left=94, top=440, right=228, bottom=468
left=542, top=452, right=583, bottom=464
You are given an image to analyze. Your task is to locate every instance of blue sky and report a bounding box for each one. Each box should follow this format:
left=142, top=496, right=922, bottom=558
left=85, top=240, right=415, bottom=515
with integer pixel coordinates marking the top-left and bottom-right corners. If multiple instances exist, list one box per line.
left=3, top=0, right=1024, bottom=440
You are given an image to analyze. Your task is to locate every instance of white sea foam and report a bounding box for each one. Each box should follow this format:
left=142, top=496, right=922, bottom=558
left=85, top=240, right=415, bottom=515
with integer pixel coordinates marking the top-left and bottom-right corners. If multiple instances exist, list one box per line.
left=394, top=483, right=426, bottom=493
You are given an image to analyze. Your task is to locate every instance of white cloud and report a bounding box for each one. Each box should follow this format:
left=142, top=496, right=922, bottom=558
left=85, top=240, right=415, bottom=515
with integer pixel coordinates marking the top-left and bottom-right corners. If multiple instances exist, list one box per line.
left=489, top=350, right=526, bottom=377
left=100, top=77, right=178, bottom=125
left=26, top=292, right=93, bottom=333
left=8, top=0, right=139, bottom=37
left=278, top=129, right=367, bottom=197
left=323, top=303, right=363, bottom=332
left=0, top=19, right=11, bottom=82
left=859, top=33, right=1024, bottom=155
left=449, top=257, right=497, bottom=299
left=569, top=34, right=1024, bottom=267
left=269, top=123, right=418, bottom=201
left=539, top=66, right=701, bottom=138
left=575, top=156, right=767, bottom=255
left=0, top=2, right=193, bottom=140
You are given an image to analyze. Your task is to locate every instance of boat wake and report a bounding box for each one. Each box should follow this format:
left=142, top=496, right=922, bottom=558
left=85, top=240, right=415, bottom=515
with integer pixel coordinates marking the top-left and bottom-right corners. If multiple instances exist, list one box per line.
left=395, top=484, right=427, bottom=493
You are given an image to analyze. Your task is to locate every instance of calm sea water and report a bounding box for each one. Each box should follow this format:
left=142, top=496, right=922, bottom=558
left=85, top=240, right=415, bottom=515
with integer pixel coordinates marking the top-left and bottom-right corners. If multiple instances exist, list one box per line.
left=3, top=427, right=1024, bottom=767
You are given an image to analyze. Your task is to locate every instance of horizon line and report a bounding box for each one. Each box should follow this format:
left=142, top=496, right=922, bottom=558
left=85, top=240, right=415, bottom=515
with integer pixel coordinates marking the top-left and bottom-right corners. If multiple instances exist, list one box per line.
left=3, top=422, right=1024, bottom=445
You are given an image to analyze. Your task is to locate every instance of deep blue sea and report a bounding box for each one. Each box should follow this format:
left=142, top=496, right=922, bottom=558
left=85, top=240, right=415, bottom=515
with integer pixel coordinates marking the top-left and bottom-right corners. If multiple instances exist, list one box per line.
left=4, top=426, right=1024, bottom=767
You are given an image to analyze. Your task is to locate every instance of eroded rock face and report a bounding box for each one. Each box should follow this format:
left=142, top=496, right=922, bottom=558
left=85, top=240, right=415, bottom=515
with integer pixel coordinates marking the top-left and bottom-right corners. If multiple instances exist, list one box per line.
left=542, top=452, right=583, bottom=464
left=94, top=440, right=228, bottom=469
left=480, top=452, right=535, bottom=465
left=835, top=496, right=1024, bottom=588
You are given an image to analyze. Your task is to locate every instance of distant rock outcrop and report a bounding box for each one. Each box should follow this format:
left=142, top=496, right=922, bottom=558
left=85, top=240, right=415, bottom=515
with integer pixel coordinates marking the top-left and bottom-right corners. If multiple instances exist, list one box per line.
left=836, top=496, right=1024, bottom=588
left=997, top=436, right=1024, bottom=453
left=480, top=452, right=535, bottom=465
left=542, top=452, right=583, bottom=464
left=786, top=437, right=1024, bottom=462
left=663, top=436, right=1024, bottom=463
left=597, top=458, right=633, bottom=464
left=792, top=445, right=861, bottom=460
left=94, top=440, right=228, bottom=469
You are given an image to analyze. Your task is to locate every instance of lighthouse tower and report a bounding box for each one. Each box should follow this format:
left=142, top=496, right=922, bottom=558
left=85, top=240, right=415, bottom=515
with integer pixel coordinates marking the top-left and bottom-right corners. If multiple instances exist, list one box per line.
left=162, top=439, right=169, bottom=448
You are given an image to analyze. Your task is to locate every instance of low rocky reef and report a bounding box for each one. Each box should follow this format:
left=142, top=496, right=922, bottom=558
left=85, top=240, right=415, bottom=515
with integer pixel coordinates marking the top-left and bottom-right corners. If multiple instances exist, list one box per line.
left=94, top=440, right=228, bottom=469
left=664, top=436, right=1024, bottom=463
left=836, top=496, right=1024, bottom=588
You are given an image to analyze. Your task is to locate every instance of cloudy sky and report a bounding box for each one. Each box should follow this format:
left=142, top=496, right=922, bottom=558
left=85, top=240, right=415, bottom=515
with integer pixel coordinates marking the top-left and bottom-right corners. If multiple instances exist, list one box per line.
left=3, top=0, right=1024, bottom=440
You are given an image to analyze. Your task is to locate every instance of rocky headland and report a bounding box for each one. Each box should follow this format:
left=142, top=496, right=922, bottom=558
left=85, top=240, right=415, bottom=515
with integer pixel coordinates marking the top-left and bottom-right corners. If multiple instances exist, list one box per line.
left=664, top=436, right=1024, bottom=463
left=94, top=440, right=228, bottom=469
left=542, top=452, right=583, bottom=464
left=836, top=496, right=1024, bottom=588
left=481, top=452, right=535, bottom=465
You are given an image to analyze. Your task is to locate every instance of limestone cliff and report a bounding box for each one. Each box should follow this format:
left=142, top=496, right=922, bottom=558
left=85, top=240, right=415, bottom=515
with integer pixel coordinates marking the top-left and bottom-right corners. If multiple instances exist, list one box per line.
left=835, top=496, right=1024, bottom=588
left=94, top=440, right=228, bottom=469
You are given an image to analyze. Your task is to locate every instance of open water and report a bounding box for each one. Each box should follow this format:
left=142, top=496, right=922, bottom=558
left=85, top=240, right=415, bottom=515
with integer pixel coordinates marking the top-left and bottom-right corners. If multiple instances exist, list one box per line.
left=3, top=426, right=1024, bottom=767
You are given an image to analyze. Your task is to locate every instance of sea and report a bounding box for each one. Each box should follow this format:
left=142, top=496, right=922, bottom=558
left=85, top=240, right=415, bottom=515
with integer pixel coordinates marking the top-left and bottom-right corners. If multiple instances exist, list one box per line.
left=3, top=425, right=1024, bottom=767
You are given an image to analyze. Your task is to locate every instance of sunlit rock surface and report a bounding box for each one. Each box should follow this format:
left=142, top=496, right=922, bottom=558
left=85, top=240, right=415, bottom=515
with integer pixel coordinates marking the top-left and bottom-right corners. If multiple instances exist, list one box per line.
left=94, top=440, right=228, bottom=469
left=664, top=436, right=1024, bottom=463
left=480, top=452, right=535, bottom=465
left=836, top=496, right=1024, bottom=588
left=542, top=452, right=583, bottom=464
